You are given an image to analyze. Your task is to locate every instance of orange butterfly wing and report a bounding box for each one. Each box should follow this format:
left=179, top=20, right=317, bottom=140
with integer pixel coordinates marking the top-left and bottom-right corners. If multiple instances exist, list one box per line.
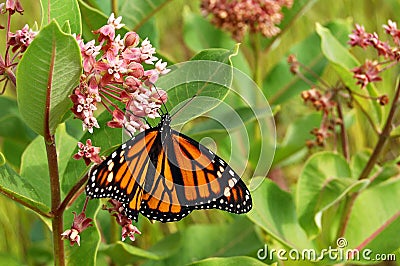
left=86, top=114, right=252, bottom=223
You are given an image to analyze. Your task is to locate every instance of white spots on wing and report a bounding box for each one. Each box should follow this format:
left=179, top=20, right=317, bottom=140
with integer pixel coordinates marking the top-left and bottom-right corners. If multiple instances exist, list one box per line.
left=228, top=179, right=235, bottom=188
left=108, top=161, right=114, bottom=171
left=119, top=156, right=124, bottom=163
left=219, top=165, right=224, bottom=173
left=223, top=187, right=231, bottom=197
left=111, top=151, right=117, bottom=158
left=229, top=169, right=234, bottom=176
left=121, top=143, right=127, bottom=149
left=120, top=150, right=125, bottom=157
left=217, top=171, right=222, bottom=178
left=107, top=172, right=114, bottom=182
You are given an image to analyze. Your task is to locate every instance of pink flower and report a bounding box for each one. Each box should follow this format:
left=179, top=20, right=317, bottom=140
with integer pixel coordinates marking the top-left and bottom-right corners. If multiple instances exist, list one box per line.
left=352, top=60, right=382, bottom=89
left=122, top=224, right=141, bottom=242
left=61, top=212, right=93, bottom=246
left=70, top=13, right=170, bottom=140
left=5, top=0, right=23, bottom=14
left=348, top=24, right=371, bottom=48
left=8, top=24, right=36, bottom=53
left=73, top=139, right=102, bottom=165
left=103, top=199, right=142, bottom=242
left=383, top=20, right=400, bottom=45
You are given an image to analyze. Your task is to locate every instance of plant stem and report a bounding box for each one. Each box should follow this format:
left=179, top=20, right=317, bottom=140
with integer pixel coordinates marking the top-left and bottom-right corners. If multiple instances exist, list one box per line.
left=336, top=101, right=349, bottom=161
left=46, top=140, right=64, bottom=266
left=111, top=0, right=118, bottom=16
left=250, top=33, right=262, bottom=88
left=58, top=174, right=88, bottom=214
left=359, top=81, right=400, bottom=180
left=338, top=81, right=400, bottom=238
left=0, top=187, right=53, bottom=218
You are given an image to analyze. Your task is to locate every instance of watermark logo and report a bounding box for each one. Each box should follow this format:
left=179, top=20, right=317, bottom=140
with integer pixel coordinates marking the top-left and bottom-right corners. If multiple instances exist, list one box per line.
left=257, top=238, right=396, bottom=262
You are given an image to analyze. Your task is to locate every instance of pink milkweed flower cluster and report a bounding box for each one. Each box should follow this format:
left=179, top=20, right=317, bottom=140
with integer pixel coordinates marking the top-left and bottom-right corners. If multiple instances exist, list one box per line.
left=70, top=13, right=170, bottom=135
left=201, top=0, right=293, bottom=41
left=349, top=20, right=400, bottom=89
left=61, top=211, right=93, bottom=246
left=0, top=0, right=37, bottom=94
left=103, top=199, right=141, bottom=242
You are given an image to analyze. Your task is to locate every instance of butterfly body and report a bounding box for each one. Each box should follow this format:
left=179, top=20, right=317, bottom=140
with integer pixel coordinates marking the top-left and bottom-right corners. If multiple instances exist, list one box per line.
left=86, top=114, right=252, bottom=222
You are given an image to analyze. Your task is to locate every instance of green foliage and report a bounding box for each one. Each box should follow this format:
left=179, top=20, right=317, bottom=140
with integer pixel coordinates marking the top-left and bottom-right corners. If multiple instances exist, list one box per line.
left=16, top=21, right=82, bottom=138
left=1, top=0, right=400, bottom=265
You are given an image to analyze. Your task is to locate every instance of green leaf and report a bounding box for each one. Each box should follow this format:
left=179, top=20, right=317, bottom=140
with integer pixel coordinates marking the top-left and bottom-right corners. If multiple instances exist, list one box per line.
left=316, top=23, right=382, bottom=125
left=162, top=218, right=262, bottom=265
left=119, top=0, right=172, bottom=31
left=274, top=113, right=321, bottom=166
left=157, top=48, right=238, bottom=126
left=296, top=152, right=354, bottom=238
left=61, top=111, right=122, bottom=194
left=185, top=107, right=271, bottom=137
left=265, top=20, right=352, bottom=105
left=0, top=97, right=36, bottom=143
left=390, top=124, right=400, bottom=138
left=40, top=0, right=82, bottom=34
left=344, top=178, right=400, bottom=261
left=16, top=21, right=82, bottom=138
left=0, top=97, right=36, bottom=167
left=188, top=256, right=270, bottom=266
left=248, top=178, right=314, bottom=250
left=0, top=153, right=49, bottom=214
left=20, top=126, right=77, bottom=207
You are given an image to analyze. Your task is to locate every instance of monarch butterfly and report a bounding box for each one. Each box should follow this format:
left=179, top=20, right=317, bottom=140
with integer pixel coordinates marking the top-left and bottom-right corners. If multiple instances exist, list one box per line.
left=85, top=111, right=252, bottom=223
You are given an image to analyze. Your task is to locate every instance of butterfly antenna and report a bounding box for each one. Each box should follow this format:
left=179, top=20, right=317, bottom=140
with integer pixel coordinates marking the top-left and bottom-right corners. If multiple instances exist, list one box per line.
left=170, top=93, right=197, bottom=118
left=149, top=82, right=168, bottom=115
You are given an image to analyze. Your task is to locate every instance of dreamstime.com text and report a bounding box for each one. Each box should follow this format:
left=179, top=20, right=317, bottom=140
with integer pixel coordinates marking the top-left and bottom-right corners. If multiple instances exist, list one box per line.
left=257, top=238, right=396, bottom=262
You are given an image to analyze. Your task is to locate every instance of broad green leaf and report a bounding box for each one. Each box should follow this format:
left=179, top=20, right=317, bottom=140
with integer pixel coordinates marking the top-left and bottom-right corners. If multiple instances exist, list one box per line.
left=188, top=256, right=270, bottom=266
left=0, top=97, right=36, bottom=143
left=265, top=20, right=351, bottom=105
left=274, top=113, right=321, bottom=166
left=0, top=97, right=36, bottom=167
left=157, top=48, right=237, bottom=126
left=185, top=107, right=271, bottom=137
left=161, top=218, right=262, bottom=265
left=20, top=126, right=77, bottom=207
left=316, top=23, right=382, bottom=125
left=296, top=152, right=352, bottom=238
left=102, top=218, right=260, bottom=265
left=64, top=194, right=101, bottom=266
left=0, top=152, right=49, bottom=214
left=119, top=0, right=172, bottom=31
left=248, top=178, right=314, bottom=250
left=61, top=111, right=122, bottom=194
left=16, top=21, right=82, bottom=138
left=40, top=0, right=82, bottom=34
left=78, top=0, right=109, bottom=41
left=344, top=178, right=400, bottom=263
